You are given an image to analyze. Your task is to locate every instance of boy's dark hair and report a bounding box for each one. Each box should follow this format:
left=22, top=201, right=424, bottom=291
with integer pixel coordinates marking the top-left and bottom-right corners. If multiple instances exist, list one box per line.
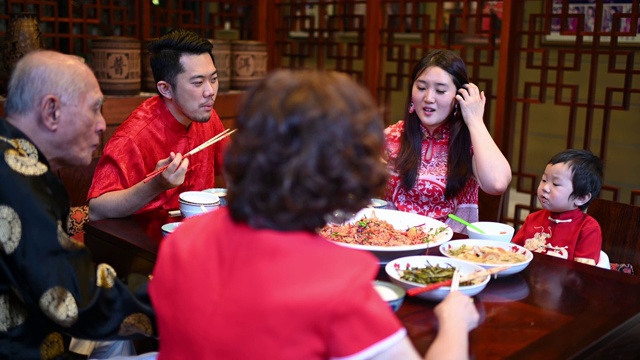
left=548, top=149, right=603, bottom=211
left=149, top=29, right=214, bottom=92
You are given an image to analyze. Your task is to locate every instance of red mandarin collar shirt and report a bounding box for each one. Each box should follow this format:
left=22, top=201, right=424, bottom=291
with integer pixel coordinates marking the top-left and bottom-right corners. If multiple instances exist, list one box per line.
left=512, top=208, right=602, bottom=265
left=88, top=95, right=229, bottom=214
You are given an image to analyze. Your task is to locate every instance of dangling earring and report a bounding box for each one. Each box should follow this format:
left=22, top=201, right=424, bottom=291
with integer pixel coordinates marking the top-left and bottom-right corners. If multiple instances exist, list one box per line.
left=408, top=102, right=415, bottom=114
left=453, top=103, right=459, bottom=117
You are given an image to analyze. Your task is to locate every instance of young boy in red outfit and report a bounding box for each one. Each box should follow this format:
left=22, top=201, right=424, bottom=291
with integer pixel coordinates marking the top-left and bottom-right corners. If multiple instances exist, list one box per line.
left=512, top=149, right=604, bottom=265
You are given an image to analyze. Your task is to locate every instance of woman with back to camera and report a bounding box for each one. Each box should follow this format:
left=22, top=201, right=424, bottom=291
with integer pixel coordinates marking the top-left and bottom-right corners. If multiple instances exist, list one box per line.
left=384, top=49, right=511, bottom=233
left=149, top=69, right=479, bottom=359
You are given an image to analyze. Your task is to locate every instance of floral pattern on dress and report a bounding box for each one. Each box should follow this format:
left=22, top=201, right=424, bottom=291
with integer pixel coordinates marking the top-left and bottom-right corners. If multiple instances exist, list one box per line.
left=383, top=121, right=478, bottom=231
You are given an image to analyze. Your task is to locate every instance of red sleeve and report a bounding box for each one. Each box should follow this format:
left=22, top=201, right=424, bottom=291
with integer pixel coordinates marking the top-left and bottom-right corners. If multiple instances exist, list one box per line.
left=511, top=215, right=531, bottom=246
left=87, top=136, right=144, bottom=201
left=327, top=266, right=403, bottom=357
left=573, top=215, right=602, bottom=264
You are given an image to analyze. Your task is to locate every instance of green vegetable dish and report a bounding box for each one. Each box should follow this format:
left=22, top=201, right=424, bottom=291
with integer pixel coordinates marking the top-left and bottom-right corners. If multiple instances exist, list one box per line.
left=398, top=262, right=476, bottom=286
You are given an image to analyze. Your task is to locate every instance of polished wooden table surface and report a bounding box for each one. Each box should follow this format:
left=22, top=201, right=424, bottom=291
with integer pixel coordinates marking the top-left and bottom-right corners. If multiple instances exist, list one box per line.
left=84, top=212, right=640, bottom=359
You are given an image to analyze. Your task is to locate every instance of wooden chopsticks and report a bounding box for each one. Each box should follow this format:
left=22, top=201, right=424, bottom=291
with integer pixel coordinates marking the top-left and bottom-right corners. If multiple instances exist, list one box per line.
left=450, top=269, right=460, bottom=292
left=406, top=266, right=509, bottom=296
left=143, top=128, right=236, bottom=183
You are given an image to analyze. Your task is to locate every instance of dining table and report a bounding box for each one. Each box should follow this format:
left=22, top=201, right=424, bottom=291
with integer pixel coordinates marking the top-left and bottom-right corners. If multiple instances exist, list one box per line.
left=83, top=209, right=640, bottom=359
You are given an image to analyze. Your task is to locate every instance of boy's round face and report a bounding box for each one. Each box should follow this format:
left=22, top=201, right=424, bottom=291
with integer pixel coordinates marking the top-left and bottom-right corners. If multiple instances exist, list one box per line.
left=537, top=162, right=578, bottom=213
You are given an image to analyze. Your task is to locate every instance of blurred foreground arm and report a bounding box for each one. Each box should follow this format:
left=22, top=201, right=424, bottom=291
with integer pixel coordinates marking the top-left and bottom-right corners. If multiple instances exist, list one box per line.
left=425, top=291, right=479, bottom=360
left=371, top=291, right=479, bottom=360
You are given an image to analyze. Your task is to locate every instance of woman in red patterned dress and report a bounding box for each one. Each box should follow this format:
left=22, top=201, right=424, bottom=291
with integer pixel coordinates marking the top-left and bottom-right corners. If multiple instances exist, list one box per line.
left=383, top=49, right=511, bottom=233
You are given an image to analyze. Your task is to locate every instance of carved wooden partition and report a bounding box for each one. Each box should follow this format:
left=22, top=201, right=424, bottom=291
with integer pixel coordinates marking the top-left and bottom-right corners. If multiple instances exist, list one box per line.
left=267, top=0, right=640, bottom=227
left=0, top=1, right=257, bottom=57
left=497, top=0, right=640, bottom=228
left=2, top=0, right=639, bottom=227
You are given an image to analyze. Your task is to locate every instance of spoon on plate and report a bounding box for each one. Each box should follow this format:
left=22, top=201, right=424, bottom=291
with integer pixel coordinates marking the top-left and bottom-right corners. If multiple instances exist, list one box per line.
left=447, top=214, right=486, bottom=234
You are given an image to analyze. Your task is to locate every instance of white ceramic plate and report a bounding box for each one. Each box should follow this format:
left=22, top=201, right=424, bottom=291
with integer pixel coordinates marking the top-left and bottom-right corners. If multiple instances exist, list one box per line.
left=439, top=239, right=533, bottom=277
left=385, top=255, right=490, bottom=301
left=325, top=208, right=453, bottom=263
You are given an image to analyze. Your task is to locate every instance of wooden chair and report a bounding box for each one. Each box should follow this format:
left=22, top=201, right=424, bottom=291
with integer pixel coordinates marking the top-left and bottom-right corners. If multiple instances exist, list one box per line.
left=587, top=198, right=640, bottom=273
left=478, top=191, right=503, bottom=222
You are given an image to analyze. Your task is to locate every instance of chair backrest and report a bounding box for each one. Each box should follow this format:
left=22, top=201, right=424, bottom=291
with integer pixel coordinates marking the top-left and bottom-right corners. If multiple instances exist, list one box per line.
left=587, top=198, right=640, bottom=271
left=478, top=191, right=503, bottom=222
left=596, top=250, right=610, bottom=270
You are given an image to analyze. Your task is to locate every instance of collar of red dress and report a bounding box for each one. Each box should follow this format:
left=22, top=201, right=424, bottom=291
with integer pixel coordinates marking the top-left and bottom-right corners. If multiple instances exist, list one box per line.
left=420, top=123, right=449, bottom=141
left=548, top=208, right=583, bottom=224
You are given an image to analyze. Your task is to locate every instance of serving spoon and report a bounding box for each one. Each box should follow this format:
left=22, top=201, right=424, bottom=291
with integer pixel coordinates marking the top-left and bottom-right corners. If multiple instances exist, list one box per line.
left=447, top=214, right=486, bottom=234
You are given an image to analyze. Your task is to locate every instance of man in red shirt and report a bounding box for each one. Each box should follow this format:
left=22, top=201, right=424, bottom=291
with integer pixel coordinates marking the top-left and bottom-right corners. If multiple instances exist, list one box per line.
left=88, top=29, right=229, bottom=220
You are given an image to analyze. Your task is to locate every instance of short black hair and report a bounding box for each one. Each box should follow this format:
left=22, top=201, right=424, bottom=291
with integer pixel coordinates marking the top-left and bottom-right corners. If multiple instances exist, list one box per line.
left=548, top=149, right=603, bottom=211
left=149, top=29, right=214, bottom=92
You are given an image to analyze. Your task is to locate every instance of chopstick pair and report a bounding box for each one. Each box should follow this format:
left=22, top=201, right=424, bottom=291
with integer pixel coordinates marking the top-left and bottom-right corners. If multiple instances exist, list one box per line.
left=406, top=266, right=509, bottom=296
left=143, top=129, right=236, bottom=183
left=450, top=269, right=461, bottom=292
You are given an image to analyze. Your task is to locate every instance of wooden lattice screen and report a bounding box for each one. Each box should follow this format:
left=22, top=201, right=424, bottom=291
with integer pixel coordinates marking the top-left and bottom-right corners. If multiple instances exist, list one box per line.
left=270, top=0, right=639, bottom=226
left=0, top=0, right=256, bottom=62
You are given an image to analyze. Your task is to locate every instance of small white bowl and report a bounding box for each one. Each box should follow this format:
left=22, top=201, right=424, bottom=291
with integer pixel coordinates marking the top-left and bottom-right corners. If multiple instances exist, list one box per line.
left=203, top=188, right=227, bottom=205
left=179, top=207, right=218, bottom=218
left=179, top=191, right=220, bottom=218
left=373, top=280, right=405, bottom=312
left=439, top=239, right=533, bottom=277
left=369, top=198, right=388, bottom=209
left=466, top=221, right=515, bottom=242
left=161, top=222, right=181, bottom=237
left=385, top=255, right=490, bottom=301
left=179, top=191, right=219, bottom=205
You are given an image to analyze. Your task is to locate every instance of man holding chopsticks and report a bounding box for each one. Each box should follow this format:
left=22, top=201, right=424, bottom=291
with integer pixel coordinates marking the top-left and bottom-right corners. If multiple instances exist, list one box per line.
left=88, top=29, right=230, bottom=220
